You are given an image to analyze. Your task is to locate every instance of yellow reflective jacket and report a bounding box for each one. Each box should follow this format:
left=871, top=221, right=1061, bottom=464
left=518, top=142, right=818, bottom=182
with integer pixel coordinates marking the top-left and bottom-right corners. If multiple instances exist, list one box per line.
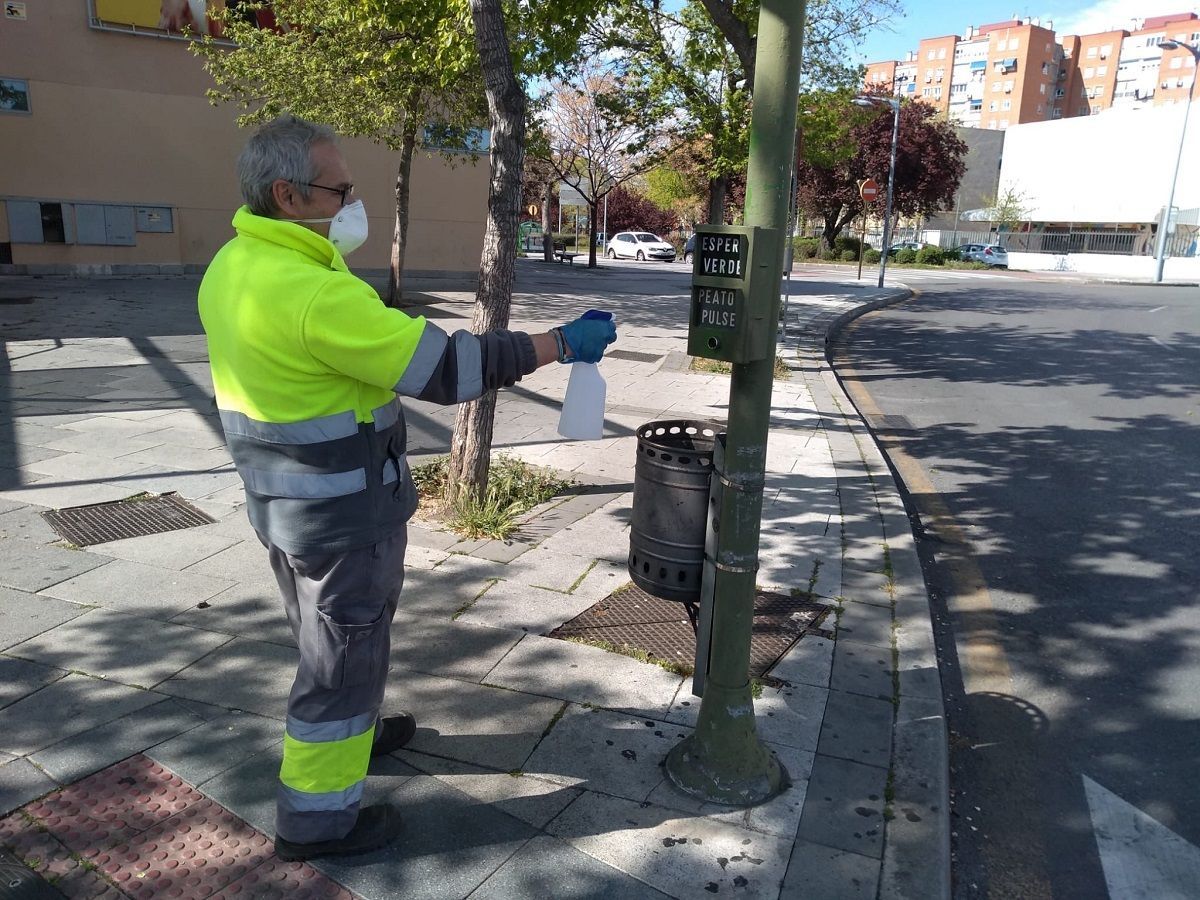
left=199, top=207, right=536, bottom=555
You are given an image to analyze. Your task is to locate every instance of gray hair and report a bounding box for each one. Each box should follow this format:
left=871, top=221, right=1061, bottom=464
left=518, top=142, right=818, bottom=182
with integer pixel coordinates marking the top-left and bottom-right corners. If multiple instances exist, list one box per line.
left=236, top=115, right=337, bottom=217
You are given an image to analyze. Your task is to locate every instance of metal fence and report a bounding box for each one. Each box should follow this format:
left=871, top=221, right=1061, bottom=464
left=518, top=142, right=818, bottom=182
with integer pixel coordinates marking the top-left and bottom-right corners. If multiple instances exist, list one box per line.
left=816, top=212, right=1200, bottom=259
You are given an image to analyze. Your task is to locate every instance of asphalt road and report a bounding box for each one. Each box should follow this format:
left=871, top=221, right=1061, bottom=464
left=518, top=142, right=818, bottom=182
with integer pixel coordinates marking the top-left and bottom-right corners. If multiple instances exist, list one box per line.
left=831, top=277, right=1200, bottom=899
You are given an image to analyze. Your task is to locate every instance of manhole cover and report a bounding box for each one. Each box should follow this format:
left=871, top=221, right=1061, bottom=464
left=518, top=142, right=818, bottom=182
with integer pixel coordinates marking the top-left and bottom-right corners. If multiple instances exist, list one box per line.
left=873, top=414, right=915, bottom=430
left=550, top=582, right=830, bottom=678
left=41, top=493, right=217, bottom=547
left=606, top=349, right=663, bottom=363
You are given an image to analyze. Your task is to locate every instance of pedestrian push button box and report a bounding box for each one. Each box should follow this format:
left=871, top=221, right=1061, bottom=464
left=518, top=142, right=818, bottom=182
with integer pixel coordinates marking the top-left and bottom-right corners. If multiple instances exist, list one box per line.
left=688, top=224, right=775, bottom=364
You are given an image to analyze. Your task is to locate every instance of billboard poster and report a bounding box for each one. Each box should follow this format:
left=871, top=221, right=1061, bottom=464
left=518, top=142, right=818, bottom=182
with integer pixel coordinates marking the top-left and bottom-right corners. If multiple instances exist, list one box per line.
left=0, top=77, right=31, bottom=113
left=93, top=0, right=277, bottom=38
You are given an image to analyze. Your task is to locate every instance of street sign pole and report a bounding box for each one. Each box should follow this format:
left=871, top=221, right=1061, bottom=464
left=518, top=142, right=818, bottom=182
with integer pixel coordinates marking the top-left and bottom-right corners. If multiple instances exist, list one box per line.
left=665, top=0, right=806, bottom=807
left=857, top=179, right=878, bottom=281
left=858, top=212, right=867, bottom=280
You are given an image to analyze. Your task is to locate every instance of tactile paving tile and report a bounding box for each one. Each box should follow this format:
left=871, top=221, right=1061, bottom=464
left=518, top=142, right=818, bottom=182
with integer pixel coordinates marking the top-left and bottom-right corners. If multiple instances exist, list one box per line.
left=10, top=755, right=357, bottom=899
left=0, top=812, right=124, bottom=898
left=26, top=755, right=205, bottom=858
left=214, top=858, right=358, bottom=898
left=94, top=799, right=274, bottom=899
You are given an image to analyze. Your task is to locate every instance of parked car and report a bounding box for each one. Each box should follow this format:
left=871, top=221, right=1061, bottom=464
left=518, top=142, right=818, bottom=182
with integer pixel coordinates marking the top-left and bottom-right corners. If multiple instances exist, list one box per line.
left=887, top=240, right=927, bottom=256
left=606, top=231, right=677, bottom=262
left=682, top=234, right=696, bottom=263
left=957, top=243, right=1009, bottom=267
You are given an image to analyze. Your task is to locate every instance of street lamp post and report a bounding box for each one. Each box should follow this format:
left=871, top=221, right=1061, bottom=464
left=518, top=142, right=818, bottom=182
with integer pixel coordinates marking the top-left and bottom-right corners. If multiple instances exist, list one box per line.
left=854, top=95, right=901, bottom=288
left=1154, top=40, right=1200, bottom=283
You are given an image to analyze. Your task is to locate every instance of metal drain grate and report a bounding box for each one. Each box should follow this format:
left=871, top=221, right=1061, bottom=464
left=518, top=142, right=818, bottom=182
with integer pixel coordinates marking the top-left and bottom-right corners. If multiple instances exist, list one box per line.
left=873, top=414, right=915, bottom=431
left=41, top=493, right=217, bottom=547
left=550, top=582, right=831, bottom=678
left=606, top=349, right=663, bottom=363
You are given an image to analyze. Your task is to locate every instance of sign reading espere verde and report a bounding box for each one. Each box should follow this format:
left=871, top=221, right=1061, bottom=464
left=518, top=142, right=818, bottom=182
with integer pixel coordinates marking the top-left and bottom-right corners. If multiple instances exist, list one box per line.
left=697, top=233, right=748, bottom=278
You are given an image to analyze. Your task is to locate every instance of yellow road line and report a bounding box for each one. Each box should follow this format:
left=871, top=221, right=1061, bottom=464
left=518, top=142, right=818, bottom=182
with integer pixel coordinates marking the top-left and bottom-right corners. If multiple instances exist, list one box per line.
left=836, top=311, right=1013, bottom=697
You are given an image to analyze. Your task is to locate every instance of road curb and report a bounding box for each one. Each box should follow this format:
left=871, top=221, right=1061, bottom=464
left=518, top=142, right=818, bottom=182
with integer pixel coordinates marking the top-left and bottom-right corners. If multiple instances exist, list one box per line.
left=797, top=287, right=952, bottom=900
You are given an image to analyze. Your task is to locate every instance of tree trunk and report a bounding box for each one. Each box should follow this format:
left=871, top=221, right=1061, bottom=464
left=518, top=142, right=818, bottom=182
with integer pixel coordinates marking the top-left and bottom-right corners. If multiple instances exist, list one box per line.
left=707, top=174, right=727, bottom=225
left=541, top=181, right=554, bottom=261
left=447, top=0, right=526, bottom=507
left=587, top=201, right=598, bottom=267
left=386, top=118, right=419, bottom=308
left=822, top=211, right=839, bottom=249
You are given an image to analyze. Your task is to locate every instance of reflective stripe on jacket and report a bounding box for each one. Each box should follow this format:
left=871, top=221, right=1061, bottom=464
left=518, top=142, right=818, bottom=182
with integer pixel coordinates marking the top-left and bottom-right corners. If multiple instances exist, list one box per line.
left=199, top=206, right=537, bottom=555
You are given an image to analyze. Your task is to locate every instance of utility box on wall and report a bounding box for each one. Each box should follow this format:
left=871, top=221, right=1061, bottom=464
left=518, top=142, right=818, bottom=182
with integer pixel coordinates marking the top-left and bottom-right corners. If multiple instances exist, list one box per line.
left=687, top=224, right=776, bottom=364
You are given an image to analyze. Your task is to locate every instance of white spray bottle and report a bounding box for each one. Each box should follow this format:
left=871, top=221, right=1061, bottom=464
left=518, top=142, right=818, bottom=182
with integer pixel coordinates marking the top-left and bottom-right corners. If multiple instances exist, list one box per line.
left=557, top=311, right=612, bottom=440
left=557, top=362, right=607, bottom=440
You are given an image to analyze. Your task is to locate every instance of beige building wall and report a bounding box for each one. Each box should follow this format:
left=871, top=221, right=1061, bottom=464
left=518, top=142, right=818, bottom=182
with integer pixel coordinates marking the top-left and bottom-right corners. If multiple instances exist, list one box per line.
left=0, top=2, right=488, bottom=272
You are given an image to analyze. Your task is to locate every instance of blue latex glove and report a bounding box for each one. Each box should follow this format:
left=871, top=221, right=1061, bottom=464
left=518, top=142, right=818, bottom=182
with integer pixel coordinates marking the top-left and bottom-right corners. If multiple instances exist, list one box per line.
left=560, top=309, right=616, bottom=364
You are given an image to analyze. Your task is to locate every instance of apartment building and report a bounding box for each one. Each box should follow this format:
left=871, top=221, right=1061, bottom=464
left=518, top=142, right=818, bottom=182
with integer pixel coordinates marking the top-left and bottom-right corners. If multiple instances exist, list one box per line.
left=1125, top=12, right=1200, bottom=107
left=915, top=35, right=958, bottom=116
left=1056, top=31, right=1123, bottom=118
left=976, top=19, right=1060, bottom=130
left=947, top=35, right=990, bottom=127
left=865, top=10, right=1200, bottom=129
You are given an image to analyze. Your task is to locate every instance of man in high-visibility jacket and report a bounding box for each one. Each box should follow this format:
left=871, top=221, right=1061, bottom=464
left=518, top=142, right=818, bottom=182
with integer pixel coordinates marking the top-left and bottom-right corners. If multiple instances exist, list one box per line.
left=199, top=115, right=616, bottom=862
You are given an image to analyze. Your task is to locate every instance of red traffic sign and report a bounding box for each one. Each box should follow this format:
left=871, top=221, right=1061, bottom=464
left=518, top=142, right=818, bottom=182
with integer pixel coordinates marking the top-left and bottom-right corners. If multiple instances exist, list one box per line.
left=859, top=179, right=880, bottom=202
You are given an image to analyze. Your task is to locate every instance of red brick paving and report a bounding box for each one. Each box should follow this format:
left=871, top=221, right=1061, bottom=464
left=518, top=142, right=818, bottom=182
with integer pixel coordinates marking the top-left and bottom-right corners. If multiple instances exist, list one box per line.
left=0, top=754, right=355, bottom=899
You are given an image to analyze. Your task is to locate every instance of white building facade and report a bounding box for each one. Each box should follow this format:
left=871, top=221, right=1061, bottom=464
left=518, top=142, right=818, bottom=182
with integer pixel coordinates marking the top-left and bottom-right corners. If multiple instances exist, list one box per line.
left=996, top=100, right=1200, bottom=277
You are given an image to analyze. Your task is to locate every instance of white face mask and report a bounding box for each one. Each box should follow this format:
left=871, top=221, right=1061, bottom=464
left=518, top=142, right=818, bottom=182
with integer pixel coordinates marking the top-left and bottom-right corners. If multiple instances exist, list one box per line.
left=297, top=200, right=369, bottom=255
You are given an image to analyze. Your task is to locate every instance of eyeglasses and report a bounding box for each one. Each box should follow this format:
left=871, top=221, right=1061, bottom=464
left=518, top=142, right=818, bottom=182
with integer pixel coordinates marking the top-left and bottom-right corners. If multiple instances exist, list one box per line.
left=299, top=181, right=354, bottom=205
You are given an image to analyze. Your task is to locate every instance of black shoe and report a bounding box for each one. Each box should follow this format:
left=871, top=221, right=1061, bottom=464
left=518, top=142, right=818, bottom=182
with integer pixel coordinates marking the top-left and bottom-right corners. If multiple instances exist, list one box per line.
left=371, top=712, right=417, bottom=756
left=274, top=803, right=402, bottom=861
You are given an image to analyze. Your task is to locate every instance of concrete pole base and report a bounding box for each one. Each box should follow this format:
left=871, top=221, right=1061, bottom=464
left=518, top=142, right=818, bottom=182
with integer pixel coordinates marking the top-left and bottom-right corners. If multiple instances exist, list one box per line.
left=664, top=683, right=790, bottom=807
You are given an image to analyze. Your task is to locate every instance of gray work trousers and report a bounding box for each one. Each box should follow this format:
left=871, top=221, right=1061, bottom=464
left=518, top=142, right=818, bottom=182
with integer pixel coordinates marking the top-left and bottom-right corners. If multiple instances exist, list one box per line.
left=264, top=529, right=407, bottom=844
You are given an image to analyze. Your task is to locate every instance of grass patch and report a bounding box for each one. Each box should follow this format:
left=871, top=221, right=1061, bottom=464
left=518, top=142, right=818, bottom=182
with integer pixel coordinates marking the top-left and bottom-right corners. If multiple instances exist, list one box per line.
left=564, top=636, right=694, bottom=677
left=567, top=560, right=599, bottom=594
left=883, top=766, right=896, bottom=821
left=412, top=454, right=571, bottom=540
left=541, top=701, right=570, bottom=739
left=451, top=577, right=498, bottom=620
left=689, top=354, right=791, bottom=380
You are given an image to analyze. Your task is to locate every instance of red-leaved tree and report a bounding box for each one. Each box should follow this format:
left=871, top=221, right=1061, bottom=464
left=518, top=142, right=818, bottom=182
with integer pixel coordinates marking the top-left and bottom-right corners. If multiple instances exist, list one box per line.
left=797, top=97, right=968, bottom=249
left=603, top=185, right=679, bottom=239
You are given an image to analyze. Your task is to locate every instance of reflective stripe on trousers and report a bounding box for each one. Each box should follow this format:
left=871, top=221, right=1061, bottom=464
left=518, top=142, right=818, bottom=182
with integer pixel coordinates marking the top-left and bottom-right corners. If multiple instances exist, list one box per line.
left=265, top=529, right=407, bottom=844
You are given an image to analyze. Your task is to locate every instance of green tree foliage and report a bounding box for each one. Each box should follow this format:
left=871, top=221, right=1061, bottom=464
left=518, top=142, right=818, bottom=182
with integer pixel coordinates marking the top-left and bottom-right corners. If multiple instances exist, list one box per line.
left=596, top=0, right=900, bottom=223
left=796, top=96, right=968, bottom=249
left=981, top=185, right=1033, bottom=235
left=192, top=0, right=484, bottom=306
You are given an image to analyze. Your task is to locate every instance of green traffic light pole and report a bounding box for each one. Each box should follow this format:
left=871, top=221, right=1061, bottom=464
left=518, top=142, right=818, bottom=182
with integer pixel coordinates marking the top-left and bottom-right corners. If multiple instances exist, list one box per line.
left=665, top=0, right=806, bottom=805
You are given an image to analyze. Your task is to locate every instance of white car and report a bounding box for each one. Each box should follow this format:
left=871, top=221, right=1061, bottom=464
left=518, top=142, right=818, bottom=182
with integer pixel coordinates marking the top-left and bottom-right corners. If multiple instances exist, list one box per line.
left=957, top=243, right=1009, bottom=268
left=606, top=231, right=677, bottom=262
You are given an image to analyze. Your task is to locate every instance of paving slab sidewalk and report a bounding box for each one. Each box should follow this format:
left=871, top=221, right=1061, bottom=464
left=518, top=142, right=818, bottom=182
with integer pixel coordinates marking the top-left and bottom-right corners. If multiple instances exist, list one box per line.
left=0, top=263, right=948, bottom=899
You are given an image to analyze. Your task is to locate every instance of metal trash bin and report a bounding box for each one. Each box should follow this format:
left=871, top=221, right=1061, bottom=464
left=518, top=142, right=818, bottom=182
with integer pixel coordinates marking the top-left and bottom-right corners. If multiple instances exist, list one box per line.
left=628, top=420, right=721, bottom=602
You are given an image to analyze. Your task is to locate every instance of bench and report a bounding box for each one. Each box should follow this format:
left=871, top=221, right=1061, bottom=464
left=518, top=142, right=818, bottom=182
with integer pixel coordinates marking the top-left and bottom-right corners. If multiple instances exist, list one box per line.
left=553, top=242, right=580, bottom=265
